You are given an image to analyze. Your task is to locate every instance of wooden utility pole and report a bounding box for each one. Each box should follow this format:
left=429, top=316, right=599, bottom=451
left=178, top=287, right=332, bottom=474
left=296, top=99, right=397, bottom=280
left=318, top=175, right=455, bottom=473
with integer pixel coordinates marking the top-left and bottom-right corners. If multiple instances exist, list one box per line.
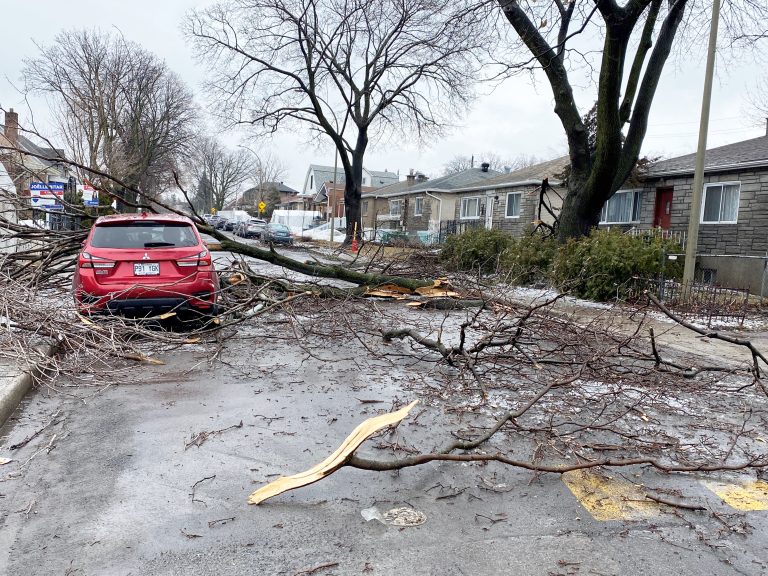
left=683, top=0, right=721, bottom=284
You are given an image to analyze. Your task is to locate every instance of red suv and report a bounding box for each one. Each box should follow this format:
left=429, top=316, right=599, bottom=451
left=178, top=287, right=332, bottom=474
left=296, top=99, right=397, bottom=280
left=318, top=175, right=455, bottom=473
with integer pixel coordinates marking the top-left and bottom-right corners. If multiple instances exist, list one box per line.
left=73, top=213, right=219, bottom=316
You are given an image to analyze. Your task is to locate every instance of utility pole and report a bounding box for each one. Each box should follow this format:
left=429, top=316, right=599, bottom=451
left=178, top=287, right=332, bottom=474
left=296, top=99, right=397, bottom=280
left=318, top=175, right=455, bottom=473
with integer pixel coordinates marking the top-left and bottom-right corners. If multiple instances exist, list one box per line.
left=683, top=0, right=721, bottom=284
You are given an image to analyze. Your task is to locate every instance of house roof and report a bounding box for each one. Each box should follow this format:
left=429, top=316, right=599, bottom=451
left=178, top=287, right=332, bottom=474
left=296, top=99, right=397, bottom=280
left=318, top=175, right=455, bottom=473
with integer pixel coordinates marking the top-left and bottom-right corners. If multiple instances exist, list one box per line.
left=477, top=156, right=569, bottom=187
left=364, top=158, right=570, bottom=199
left=244, top=182, right=299, bottom=196
left=364, top=167, right=503, bottom=198
left=649, top=134, right=768, bottom=176
left=303, top=164, right=399, bottom=195
left=1, top=125, right=67, bottom=172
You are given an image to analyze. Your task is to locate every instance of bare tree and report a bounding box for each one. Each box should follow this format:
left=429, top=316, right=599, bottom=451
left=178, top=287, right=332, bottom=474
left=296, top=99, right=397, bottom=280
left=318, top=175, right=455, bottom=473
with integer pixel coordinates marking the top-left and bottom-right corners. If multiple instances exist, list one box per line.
left=493, top=0, right=768, bottom=240
left=746, top=75, right=768, bottom=129
left=23, top=29, right=198, bottom=207
left=187, top=0, right=498, bottom=243
left=245, top=150, right=286, bottom=208
left=442, top=152, right=539, bottom=175
left=192, top=137, right=256, bottom=211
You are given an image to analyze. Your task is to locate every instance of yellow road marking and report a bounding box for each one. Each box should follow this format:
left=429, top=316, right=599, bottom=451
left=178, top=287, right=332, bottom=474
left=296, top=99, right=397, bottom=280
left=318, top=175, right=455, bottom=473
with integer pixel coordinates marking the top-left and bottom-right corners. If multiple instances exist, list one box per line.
left=703, top=480, right=768, bottom=511
left=562, top=470, right=659, bottom=521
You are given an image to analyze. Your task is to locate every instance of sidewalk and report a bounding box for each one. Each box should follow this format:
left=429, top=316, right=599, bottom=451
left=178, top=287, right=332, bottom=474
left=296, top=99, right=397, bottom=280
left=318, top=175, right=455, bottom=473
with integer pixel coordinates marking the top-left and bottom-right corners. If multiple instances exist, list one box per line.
left=0, top=345, right=56, bottom=429
left=506, top=286, right=768, bottom=369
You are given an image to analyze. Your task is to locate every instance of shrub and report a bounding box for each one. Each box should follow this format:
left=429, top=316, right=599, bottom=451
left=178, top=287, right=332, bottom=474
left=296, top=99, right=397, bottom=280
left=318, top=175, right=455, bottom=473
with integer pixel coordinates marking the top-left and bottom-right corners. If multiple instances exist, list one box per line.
left=440, top=227, right=512, bottom=273
left=499, top=231, right=557, bottom=285
left=551, top=229, right=683, bottom=301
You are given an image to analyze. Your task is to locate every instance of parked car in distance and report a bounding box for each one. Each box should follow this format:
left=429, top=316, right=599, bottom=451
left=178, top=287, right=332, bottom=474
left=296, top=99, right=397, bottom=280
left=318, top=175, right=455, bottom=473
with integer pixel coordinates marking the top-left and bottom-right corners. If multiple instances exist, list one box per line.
left=262, top=223, right=294, bottom=245
left=72, top=213, right=219, bottom=317
left=215, top=217, right=228, bottom=230
left=236, top=219, right=267, bottom=238
left=224, top=219, right=237, bottom=231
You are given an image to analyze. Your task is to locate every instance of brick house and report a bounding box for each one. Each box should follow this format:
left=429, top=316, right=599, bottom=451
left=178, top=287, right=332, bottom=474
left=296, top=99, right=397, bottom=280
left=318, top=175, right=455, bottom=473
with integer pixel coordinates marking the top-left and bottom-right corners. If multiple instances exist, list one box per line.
left=300, top=164, right=399, bottom=214
left=597, top=131, right=768, bottom=292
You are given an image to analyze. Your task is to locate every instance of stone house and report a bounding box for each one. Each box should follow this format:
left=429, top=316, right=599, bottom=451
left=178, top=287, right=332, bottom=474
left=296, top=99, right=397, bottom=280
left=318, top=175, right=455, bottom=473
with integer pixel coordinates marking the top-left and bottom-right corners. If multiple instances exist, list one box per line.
left=598, top=131, right=768, bottom=292
left=362, top=159, right=567, bottom=242
left=449, top=157, right=568, bottom=238
left=362, top=165, right=504, bottom=241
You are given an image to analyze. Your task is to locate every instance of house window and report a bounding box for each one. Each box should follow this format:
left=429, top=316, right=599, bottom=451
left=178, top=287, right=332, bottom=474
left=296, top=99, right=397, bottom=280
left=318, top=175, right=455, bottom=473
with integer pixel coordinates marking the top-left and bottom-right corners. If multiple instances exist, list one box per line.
left=702, top=182, right=740, bottom=224
left=460, top=197, right=481, bottom=219
left=363, top=200, right=369, bottom=215
left=506, top=192, right=521, bottom=218
left=389, top=199, right=403, bottom=216
left=414, top=197, right=423, bottom=216
left=309, top=174, right=313, bottom=190
left=600, top=190, right=642, bottom=224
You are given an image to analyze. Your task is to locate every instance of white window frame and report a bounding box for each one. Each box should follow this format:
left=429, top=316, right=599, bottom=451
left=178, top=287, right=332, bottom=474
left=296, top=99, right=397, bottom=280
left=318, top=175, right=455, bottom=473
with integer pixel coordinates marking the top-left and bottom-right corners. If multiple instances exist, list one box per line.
left=505, top=192, right=521, bottom=218
left=414, top=197, right=423, bottom=216
left=600, top=189, right=643, bottom=224
left=362, top=200, right=369, bottom=215
left=701, top=182, right=740, bottom=224
left=460, top=196, right=481, bottom=220
left=389, top=199, right=403, bottom=217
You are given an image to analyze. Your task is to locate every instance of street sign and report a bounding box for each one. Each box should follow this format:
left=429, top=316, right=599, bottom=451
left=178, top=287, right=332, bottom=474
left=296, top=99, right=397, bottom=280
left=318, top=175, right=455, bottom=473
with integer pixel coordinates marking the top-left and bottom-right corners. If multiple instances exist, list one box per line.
left=258, top=201, right=266, bottom=213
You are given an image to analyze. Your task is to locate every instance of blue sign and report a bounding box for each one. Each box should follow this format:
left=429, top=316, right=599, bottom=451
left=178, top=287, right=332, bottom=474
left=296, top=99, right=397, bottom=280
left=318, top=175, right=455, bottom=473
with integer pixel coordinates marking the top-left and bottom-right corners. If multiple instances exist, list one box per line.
left=85, top=200, right=99, bottom=206
left=30, top=181, right=65, bottom=191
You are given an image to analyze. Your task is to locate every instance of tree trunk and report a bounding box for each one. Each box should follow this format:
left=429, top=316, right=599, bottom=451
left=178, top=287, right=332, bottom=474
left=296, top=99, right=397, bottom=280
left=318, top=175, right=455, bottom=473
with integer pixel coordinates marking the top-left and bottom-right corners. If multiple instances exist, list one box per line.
left=557, top=166, right=601, bottom=241
left=344, top=130, right=368, bottom=245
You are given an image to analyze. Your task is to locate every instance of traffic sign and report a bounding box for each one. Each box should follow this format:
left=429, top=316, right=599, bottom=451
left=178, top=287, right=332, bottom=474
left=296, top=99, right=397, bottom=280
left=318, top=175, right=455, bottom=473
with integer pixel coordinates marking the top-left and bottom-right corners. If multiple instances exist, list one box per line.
left=258, top=201, right=266, bottom=213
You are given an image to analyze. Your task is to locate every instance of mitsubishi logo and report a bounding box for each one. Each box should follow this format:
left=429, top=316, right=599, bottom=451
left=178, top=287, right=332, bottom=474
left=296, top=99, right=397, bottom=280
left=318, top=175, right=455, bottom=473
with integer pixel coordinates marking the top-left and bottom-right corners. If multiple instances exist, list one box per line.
left=142, top=252, right=150, bottom=260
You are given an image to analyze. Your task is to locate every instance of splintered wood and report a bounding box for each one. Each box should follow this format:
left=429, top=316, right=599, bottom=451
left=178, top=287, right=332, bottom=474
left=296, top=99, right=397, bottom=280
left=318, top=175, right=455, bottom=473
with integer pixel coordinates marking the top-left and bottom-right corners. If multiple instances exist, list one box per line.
left=248, top=400, right=418, bottom=505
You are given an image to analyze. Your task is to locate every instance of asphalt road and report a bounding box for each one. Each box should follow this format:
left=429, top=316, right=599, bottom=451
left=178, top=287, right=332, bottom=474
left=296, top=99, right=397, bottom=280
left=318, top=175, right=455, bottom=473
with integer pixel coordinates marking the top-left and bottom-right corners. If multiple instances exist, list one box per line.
left=2, top=307, right=768, bottom=576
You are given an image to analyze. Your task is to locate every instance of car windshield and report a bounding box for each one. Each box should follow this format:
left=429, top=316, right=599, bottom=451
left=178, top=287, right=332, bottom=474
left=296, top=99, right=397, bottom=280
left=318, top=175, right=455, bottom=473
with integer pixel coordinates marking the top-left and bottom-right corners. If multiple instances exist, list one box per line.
left=270, top=224, right=289, bottom=232
left=90, top=221, right=198, bottom=249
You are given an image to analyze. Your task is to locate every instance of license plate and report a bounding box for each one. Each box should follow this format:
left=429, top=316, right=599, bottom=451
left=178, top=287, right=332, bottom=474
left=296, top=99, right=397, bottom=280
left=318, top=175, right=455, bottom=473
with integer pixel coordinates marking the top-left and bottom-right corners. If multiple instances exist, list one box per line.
left=134, top=262, right=160, bottom=276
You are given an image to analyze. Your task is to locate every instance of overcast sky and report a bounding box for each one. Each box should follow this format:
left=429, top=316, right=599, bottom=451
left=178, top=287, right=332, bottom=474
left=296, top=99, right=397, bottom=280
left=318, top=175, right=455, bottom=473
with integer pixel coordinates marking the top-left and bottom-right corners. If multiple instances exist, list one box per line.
left=1, top=0, right=764, bottom=191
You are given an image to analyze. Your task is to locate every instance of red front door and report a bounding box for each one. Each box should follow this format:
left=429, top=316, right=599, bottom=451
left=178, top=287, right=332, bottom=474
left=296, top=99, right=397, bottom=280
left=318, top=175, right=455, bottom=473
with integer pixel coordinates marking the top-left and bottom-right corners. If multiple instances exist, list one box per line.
left=653, top=187, right=673, bottom=229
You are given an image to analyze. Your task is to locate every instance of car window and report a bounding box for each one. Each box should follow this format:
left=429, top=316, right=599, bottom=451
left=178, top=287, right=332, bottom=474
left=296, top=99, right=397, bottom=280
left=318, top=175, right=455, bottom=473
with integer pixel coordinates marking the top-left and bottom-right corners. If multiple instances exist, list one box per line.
left=91, top=222, right=198, bottom=248
left=270, top=224, right=289, bottom=231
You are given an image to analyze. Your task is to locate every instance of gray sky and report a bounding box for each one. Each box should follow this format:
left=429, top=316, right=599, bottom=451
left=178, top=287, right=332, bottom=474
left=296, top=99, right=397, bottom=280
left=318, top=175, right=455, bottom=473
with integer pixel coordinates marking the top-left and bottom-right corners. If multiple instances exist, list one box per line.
left=1, top=0, right=764, bottom=191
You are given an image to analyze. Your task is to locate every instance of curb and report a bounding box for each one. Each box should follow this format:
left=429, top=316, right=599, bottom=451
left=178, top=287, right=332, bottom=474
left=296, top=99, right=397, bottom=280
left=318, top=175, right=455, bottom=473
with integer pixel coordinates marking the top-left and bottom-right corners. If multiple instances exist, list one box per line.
left=0, top=343, right=58, bottom=429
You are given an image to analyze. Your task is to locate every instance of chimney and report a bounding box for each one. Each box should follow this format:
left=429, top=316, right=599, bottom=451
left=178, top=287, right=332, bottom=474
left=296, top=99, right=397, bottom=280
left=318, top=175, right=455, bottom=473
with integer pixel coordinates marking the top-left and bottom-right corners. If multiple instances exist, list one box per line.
left=406, top=168, right=416, bottom=186
left=4, top=108, right=18, bottom=146
left=415, top=172, right=428, bottom=183
left=481, top=162, right=490, bottom=172
left=765, top=117, right=768, bottom=137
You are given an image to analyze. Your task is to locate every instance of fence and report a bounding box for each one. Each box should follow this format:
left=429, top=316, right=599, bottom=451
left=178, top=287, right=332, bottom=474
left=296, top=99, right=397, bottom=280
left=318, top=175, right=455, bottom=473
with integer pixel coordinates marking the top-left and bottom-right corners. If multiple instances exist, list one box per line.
left=437, top=219, right=496, bottom=243
left=634, top=278, right=749, bottom=327
left=626, top=227, right=686, bottom=247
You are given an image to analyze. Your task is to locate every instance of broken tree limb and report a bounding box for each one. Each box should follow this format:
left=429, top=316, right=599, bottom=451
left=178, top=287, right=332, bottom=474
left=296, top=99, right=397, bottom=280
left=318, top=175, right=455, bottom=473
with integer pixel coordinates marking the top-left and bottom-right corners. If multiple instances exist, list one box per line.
left=647, top=292, right=768, bottom=379
left=248, top=400, right=418, bottom=504
left=210, top=231, right=433, bottom=291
